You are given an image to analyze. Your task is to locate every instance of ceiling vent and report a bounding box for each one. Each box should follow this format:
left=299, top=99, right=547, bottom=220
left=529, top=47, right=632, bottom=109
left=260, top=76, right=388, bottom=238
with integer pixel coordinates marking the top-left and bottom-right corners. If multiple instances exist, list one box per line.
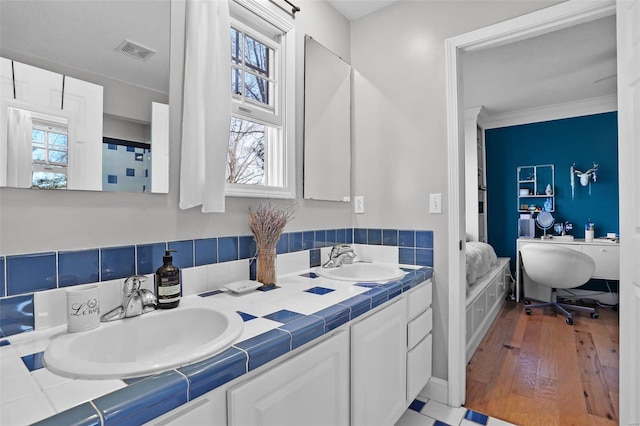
left=116, top=39, right=156, bottom=61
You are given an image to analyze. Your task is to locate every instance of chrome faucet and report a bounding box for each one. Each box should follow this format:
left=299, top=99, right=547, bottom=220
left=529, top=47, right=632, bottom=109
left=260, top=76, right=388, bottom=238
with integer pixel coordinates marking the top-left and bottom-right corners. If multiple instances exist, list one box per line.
left=101, top=275, right=157, bottom=322
left=322, top=244, right=357, bottom=268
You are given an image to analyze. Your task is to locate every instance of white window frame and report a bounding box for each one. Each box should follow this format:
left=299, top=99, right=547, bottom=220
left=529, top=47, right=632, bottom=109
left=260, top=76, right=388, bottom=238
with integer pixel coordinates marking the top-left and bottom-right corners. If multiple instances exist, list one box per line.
left=226, top=0, right=295, bottom=199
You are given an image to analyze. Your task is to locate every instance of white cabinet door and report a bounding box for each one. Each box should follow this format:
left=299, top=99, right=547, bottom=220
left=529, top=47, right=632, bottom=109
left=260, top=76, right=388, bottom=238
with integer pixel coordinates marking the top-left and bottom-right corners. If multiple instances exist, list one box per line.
left=228, top=330, right=349, bottom=426
left=351, top=299, right=407, bottom=426
left=407, top=333, right=432, bottom=402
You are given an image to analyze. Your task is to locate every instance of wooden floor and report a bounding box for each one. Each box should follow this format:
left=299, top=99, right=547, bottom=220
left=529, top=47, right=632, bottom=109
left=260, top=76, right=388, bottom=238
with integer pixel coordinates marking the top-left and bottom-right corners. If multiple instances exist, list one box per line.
left=465, top=300, right=619, bottom=426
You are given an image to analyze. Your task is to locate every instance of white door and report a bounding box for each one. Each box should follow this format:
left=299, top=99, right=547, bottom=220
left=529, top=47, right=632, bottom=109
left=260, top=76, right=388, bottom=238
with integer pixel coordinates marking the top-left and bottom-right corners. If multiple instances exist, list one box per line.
left=351, top=299, right=407, bottom=426
left=616, top=0, right=640, bottom=424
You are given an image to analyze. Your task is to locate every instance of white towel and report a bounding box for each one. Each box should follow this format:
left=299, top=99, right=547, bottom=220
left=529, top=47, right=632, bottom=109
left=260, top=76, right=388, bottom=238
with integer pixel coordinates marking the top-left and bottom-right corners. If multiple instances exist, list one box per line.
left=180, top=0, right=231, bottom=213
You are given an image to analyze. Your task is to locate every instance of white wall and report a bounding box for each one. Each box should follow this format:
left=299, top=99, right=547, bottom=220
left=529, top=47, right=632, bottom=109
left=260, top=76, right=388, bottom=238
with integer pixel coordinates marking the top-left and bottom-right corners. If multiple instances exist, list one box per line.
left=350, top=0, right=562, bottom=381
left=0, top=0, right=563, bottom=387
left=0, top=0, right=352, bottom=255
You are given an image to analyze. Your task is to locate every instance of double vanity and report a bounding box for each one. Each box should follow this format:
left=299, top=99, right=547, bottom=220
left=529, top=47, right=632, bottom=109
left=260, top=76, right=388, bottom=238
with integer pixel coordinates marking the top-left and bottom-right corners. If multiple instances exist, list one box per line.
left=4, top=260, right=433, bottom=425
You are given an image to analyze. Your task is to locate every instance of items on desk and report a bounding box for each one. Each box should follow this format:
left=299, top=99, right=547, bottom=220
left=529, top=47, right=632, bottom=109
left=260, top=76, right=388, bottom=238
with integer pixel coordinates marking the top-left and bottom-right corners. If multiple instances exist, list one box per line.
left=518, top=214, right=535, bottom=238
left=585, top=220, right=595, bottom=242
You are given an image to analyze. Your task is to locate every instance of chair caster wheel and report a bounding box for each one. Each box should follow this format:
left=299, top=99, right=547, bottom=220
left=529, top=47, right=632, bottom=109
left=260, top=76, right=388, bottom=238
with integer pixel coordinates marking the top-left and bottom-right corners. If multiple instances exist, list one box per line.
left=566, top=317, right=574, bottom=325
left=525, top=309, right=532, bottom=315
left=591, top=313, right=599, bottom=319
left=524, top=300, right=530, bottom=305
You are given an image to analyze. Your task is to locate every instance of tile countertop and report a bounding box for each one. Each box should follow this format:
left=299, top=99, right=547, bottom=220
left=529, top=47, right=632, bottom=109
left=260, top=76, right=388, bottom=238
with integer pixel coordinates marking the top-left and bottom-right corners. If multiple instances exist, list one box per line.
left=0, top=265, right=433, bottom=426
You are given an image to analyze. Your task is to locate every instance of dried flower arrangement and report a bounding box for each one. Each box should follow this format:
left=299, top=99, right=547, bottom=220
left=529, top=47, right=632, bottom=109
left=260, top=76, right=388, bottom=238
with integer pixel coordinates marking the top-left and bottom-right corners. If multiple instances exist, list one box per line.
left=248, top=202, right=295, bottom=285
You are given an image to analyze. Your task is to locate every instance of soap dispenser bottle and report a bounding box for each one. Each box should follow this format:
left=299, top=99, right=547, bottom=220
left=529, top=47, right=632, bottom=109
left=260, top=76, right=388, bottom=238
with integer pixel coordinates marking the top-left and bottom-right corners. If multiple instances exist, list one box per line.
left=155, top=250, right=180, bottom=309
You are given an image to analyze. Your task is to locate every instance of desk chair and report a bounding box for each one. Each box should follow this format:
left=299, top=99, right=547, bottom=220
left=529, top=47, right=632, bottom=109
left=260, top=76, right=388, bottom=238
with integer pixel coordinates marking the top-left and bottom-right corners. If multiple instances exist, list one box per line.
left=520, top=244, right=597, bottom=325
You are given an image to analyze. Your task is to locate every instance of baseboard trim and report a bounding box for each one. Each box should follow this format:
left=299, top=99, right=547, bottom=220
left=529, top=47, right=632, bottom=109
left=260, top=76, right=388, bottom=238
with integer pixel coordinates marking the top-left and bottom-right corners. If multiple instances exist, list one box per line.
left=419, top=377, right=449, bottom=405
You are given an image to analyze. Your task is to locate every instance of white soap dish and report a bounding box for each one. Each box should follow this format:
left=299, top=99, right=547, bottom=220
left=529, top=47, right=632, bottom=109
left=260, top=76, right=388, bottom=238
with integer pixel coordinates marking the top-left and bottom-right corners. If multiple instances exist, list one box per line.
left=224, top=280, right=262, bottom=294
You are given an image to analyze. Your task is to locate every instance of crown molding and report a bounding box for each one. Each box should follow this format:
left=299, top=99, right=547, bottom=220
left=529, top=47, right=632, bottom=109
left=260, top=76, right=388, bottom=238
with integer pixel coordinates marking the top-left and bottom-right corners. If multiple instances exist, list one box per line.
left=482, top=94, right=617, bottom=129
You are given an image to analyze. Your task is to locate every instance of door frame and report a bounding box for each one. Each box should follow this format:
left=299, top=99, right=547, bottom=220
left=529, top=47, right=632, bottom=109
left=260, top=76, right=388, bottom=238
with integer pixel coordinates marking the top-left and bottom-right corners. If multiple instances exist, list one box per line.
left=445, top=0, right=617, bottom=408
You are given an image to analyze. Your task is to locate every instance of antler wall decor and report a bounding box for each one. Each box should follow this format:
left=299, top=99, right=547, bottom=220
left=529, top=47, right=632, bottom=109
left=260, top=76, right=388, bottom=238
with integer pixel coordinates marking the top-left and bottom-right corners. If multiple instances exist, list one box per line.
left=571, top=162, right=599, bottom=199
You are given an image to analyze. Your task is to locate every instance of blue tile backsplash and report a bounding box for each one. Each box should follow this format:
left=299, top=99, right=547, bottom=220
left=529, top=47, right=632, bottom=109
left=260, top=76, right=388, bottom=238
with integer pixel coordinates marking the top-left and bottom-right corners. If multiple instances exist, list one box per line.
left=101, top=246, right=135, bottom=281
left=0, top=294, right=34, bottom=337
left=218, top=237, right=239, bottom=262
left=167, top=240, right=194, bottom=269
left=7, top=252, right=57, bottom=295
left=194, top=238, right=217, bottom=267
left=58, top=249, right=100, bottom=287
left=137, top=243, right=167, bottom=274
left=0, top=228, right=433, bottom=338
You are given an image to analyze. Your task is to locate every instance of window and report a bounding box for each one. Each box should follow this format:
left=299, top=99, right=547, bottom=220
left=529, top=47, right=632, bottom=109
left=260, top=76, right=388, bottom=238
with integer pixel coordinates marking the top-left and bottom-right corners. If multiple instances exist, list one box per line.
left=31, top=118, right=68, bottom=189
left=226, top=0, right=295, bottom=198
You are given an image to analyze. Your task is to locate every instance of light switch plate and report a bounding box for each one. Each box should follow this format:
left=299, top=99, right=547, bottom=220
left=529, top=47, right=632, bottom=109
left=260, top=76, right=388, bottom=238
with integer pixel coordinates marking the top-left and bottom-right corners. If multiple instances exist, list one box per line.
left=429, top=193, right=442, bottom=214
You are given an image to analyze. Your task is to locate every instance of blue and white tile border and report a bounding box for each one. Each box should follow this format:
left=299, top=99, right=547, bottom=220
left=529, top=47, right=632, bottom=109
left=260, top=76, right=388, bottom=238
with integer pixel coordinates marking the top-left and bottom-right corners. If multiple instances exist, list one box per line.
left=0, top=228, right=434, bottom=338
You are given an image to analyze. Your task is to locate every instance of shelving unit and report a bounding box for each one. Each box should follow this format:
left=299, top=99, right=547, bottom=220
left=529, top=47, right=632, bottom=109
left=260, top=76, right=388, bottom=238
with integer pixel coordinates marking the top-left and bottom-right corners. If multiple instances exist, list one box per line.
left=476, top=126, right=486, bottom=242
left=517, top=164, right=555, bottom=213
left=465, top=106, right=488, bottom=243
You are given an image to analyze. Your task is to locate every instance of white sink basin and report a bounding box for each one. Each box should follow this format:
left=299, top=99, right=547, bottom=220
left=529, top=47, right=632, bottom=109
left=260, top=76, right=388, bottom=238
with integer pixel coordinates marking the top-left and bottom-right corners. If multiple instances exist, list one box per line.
left=317, top=262, right=405, bottom=282
left=44, top=303, right=243, bottom=379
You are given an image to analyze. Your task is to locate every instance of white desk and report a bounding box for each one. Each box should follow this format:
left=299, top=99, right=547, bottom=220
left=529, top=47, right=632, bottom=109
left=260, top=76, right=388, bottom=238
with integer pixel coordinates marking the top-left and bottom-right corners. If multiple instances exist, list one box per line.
left=515, top=237, right=620, bottom=302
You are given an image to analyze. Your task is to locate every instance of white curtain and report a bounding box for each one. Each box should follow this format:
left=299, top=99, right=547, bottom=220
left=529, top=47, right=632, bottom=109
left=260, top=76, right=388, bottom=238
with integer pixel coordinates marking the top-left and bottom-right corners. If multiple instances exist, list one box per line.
left=6, top=107, right=33, bottom=188
left=179, top=0, right=231, bottom=213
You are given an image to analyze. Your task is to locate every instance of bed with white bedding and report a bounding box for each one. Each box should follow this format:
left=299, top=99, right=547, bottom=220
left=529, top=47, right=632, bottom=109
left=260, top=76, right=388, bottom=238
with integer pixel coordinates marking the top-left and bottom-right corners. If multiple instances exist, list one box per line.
left=466, top=241, right=498, bottom=286
left=465, top=241, right=511, bottom=362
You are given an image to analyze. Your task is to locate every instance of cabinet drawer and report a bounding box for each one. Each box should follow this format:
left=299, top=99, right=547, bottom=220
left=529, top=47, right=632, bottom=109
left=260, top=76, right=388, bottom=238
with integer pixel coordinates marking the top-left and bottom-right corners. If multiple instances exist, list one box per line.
left=407, top=333, right=432, bottom=402
left=582, top=245, right=620, bottom=280
left=486, top=279, right=499, bottom=308
left=407, top=280, right=432, bottom=320
left=471, top=290, right=487, bottom=335
left=408, top=307, right=432, bottom=349
left=465, top=305, right=473, bottom=342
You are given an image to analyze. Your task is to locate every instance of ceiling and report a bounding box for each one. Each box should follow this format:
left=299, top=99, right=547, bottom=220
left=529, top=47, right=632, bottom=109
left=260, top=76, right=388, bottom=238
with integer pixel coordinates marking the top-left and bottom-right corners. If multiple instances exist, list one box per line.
left=1, top=1, right=616, bottom=118
left=327, top=1, right=617, bottom=119
left=327, top=0, right=400, bottom=20
left=462, top=15, right=617, bottom=117
left=0, top=0, right=170, bottom=94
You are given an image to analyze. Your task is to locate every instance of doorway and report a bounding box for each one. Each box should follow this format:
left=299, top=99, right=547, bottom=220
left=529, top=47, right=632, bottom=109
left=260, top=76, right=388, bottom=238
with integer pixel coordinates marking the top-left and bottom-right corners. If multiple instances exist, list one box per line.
left=445, top=0, right=618, bottom=410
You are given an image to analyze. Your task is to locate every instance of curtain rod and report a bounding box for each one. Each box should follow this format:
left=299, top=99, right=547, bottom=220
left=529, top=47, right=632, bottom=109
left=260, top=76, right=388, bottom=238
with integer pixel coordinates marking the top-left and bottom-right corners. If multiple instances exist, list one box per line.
left=268, top=0, right=300, bottom=17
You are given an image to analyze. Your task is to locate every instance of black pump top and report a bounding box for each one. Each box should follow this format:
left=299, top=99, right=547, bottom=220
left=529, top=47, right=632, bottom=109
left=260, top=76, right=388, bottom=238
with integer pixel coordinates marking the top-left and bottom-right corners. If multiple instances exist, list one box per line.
left=163, top=249, right=177, bottom=264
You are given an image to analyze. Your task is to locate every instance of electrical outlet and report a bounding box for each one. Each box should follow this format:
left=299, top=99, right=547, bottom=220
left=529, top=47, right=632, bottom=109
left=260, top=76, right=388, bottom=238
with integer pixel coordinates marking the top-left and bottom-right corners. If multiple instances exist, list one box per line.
left=354, top=196, right=365, bottom=214
left=429, top=193, right=442, bottom=214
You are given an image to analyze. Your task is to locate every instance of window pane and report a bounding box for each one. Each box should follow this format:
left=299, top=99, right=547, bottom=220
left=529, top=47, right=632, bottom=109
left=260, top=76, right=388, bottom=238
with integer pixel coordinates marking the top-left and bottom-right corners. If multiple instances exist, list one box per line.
left=32, top=147, right=46, bottom=161
left=244, top=73, right=269, bottom=105
left=32, top=129, right=45, bottom=144
left=32, top=171, right=67, bottom=189
left=49, top=149, right=68, bottom=164
left=244, top=35, right=270, bottom=77
left=48, top=132, right=67, bottom=149
left=227, top=117, right=265, bottom=185
left=232, top=67, right=242, bottom=96
left=231, top=27, right=242, bottom=65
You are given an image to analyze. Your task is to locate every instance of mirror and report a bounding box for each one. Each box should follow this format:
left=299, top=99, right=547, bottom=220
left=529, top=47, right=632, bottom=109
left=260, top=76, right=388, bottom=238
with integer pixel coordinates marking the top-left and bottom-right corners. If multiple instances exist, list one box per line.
left=303, top=36, right=351, bottom=202
left=0, top=0, right=170, bottom=193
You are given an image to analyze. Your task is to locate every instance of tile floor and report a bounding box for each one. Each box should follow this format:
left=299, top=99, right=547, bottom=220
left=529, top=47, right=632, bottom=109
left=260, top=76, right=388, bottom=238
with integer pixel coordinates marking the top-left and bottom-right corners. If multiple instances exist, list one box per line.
left=396, top=398, right=515, bottom=426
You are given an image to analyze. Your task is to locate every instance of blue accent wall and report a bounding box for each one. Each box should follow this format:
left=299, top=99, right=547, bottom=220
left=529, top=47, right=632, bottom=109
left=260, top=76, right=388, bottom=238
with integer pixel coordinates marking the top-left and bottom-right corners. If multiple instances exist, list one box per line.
left=485, top=112, right=619, bottom=270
